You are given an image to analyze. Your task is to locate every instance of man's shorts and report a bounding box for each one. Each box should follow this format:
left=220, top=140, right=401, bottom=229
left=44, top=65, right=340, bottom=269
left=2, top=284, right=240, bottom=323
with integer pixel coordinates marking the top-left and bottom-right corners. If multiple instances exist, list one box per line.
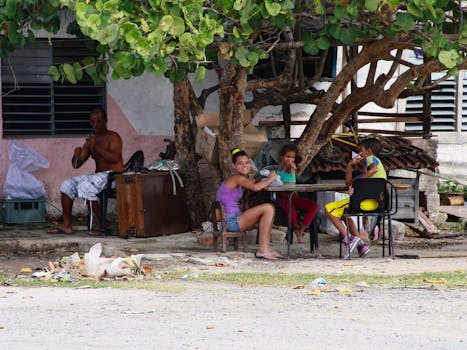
left=225, top=213, right=241, bottom=232
left=60, top=171, right=110, bottom=201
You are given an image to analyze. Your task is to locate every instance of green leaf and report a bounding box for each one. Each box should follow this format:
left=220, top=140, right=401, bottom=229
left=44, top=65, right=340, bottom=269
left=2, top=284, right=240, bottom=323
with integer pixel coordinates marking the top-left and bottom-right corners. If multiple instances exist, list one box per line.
left=86, top=14, right=101, bottom=30
left=265, top=0, right=281, bottom=16
left=131, top=57, right=145, bottom=77
left=302, top=32, right=320, bottom=55
left=180, top=33, right=194, bottom=46
left=364, top=0, right=379, bottom=11
left=317, top=36, right=331, bottom=50
left=281, top=0, right=295, bottom=10
left=125, top=29, right=142, bottom=45
left=4, top=0, right=18, bottom=17
left=196, top=32, right=214, bottom=46
left=438, top=49, right=459, bottom=69
left=141, top=18, right=150, bottom=32
left=115, top=51, right=135, bottom=69
left=62, top=63, right=77, bottom=84
left=48, top=66, right=60, bottom=81
left=395, top=12, right=415, bottom=31
left=233, top=26, right=241, bottom=38
left=313, top=0, right=324, bottom=15
left=233, top=0, right=244, bottom=11
left=194, top=66, right=206, bottom=82
left=346, top=4, right=359, bottom=18
left=73, top=62, right=83, bottom=81
left=159, top=15, right=173, bottom=32
left=246, top=51, right=259, bottom=66
left=406, top=2, right=423, bottom=18
left=169, top=16, right=186, bottom=36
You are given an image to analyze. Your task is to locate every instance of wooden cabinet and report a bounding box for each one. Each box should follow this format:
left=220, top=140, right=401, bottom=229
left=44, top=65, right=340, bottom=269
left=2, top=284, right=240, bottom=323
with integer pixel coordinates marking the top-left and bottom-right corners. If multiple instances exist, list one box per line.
left=116, top=172, right=190, bottom=238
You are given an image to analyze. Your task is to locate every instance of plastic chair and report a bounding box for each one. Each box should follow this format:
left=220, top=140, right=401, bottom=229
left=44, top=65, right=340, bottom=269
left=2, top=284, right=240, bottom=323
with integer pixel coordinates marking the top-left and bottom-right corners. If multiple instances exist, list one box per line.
left=211, top=201, right=248, bottom=252
left=88, top=150, right=144, bottom=235
left=340, top=178, right=398, bottom=259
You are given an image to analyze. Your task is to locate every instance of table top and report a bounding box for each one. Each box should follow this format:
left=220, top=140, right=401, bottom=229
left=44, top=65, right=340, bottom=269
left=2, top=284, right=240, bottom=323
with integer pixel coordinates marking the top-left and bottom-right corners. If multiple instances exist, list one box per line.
left=264, top=183, right=348, bottom=193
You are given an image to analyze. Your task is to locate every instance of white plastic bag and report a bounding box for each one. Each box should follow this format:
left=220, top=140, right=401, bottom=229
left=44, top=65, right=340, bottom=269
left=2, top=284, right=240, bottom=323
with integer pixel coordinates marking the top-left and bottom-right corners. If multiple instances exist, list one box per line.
left=84, top=243, right=130, bottom=278
left=3, top=140, right=50, bottom=199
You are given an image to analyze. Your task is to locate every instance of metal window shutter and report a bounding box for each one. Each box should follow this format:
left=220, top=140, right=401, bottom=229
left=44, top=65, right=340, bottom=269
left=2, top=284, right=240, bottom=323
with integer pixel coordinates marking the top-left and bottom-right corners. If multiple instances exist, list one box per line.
left=405, top=75, right=456, bottom=132
left=2, top=39, right=105, bottom=136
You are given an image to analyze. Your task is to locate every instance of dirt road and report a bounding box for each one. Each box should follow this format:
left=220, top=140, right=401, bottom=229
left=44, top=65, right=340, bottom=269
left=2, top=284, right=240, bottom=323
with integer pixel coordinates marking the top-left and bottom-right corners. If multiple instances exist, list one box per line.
left=0, top=283, right=466, bottom=350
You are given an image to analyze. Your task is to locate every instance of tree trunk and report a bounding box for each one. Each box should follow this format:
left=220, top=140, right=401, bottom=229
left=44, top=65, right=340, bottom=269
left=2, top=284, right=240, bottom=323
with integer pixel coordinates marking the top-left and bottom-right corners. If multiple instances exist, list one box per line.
left=217, top=63, right=247, bottom=178
left=173, top=77, right=205, bottom=227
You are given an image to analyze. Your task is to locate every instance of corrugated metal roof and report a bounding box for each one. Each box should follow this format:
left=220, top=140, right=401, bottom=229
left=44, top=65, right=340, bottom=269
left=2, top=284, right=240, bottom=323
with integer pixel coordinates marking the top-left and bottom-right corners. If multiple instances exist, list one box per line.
left=307, top=135, right=438, bottom=174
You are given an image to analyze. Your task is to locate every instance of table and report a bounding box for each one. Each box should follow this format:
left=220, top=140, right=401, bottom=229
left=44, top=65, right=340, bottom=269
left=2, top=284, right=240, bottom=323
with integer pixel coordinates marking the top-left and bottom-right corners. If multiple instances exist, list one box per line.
left=265, top=183, right=348, bottom=257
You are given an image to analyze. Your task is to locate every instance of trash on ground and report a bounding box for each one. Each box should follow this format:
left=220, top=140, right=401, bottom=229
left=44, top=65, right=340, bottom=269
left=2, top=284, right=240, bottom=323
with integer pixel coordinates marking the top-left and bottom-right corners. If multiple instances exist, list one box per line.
left=310, top=277, right=327, bottom=288
left=122, top=309, right=156, bottom=314
left=84, top=243, right=146, bottom=279
left=355, top=281, right=369, bottom=288
left=422, top=278, right=446, bottom=284
left=26, top=243, right=152, bottom=282
left=307, top=288, right=321, bottom=296
left=338, top=287, right=353, bottom=295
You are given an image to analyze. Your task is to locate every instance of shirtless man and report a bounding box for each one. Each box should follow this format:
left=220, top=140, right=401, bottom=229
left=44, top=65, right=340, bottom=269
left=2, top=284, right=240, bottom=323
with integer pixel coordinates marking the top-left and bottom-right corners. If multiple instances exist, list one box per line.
left=48, top=107, right=124, bottom=235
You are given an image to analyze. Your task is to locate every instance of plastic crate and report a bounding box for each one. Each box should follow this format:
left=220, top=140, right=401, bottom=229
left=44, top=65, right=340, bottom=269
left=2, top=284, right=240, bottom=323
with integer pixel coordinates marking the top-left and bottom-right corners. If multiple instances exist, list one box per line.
left=0, top=198, right=46, bottom=224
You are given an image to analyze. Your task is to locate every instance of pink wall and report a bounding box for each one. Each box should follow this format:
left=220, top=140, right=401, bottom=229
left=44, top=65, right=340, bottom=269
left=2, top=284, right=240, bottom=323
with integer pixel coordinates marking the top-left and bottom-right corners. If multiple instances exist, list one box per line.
left=0, top=95, right=170, bottom=212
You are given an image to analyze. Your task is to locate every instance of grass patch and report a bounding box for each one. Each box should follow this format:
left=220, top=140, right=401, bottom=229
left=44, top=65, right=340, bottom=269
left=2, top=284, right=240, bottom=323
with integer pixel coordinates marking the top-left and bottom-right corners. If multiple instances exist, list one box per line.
left=160, top=270, right=467, bottom=288
left=0, top=276, right=186, bottom=292
left=2, top=270, right=465, bottom=289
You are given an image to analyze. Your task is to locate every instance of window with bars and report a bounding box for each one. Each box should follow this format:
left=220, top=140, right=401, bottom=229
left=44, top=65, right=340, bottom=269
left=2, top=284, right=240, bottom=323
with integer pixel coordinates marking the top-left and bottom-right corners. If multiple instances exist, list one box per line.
left=1, top=39, right=105, bottom=137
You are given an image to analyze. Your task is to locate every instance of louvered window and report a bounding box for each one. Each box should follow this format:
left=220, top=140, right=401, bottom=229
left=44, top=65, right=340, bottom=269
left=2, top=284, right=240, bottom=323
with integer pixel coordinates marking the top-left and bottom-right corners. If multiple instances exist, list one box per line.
left=1, top=39, right=105, bottom=137
left=461, top=71, right=467, bottom=131
left=405, top=73, right=457, bottom=132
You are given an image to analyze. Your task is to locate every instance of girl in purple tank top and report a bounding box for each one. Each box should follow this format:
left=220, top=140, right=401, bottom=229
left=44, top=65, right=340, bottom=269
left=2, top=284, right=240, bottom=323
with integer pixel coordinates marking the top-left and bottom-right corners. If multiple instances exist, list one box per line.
left=215, top=148, right=283, bottom=260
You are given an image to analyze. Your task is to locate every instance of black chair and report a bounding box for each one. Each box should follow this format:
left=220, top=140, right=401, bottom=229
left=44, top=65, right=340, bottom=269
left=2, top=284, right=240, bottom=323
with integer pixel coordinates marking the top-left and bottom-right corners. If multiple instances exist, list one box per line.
left=340, top=178, right=398, bottom=259
left=89, top=150, right=144, bottom=235
left=254, top=165, right=320, bottom=253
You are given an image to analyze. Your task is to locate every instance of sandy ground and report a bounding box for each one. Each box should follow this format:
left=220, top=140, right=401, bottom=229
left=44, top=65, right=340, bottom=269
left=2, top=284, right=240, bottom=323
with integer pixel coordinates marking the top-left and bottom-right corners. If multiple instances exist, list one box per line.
left=1, top=231, right=467, bottom=277
left=0, top=229, right=466, bottom=349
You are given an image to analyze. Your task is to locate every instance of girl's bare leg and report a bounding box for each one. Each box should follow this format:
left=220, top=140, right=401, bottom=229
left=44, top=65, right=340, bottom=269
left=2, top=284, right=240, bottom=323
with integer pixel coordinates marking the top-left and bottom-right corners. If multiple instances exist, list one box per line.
left=325, top=209, right=360, bottom=239
left=239, top=203, right=283, bottom=258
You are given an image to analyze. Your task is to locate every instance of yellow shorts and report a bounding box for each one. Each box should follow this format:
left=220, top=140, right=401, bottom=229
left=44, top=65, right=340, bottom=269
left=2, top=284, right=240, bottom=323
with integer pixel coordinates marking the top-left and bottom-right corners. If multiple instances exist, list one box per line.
left=325, top=197, right=349, bottom=219
left=325, top=197, right=379, bottom=218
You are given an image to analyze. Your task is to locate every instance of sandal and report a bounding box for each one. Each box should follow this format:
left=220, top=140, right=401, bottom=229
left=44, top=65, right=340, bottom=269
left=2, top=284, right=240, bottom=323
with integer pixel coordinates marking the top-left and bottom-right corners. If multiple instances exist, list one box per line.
left=254, top=252, right=278, bottom=261
left=47, top=227, right=73, bottom=234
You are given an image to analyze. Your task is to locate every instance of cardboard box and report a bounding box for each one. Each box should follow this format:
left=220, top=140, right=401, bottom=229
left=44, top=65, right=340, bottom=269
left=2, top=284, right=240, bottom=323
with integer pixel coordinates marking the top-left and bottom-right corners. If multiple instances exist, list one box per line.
left=195, top=123, right=267, bottom=163
left=195, top=127, right=219, bottom=164
left=196, top=110, right=252, bottom=128
left=241, top=123, right=268, bottom=158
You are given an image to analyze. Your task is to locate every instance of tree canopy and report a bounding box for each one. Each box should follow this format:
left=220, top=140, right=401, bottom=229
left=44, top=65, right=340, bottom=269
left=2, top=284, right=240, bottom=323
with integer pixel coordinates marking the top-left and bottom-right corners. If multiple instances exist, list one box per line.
left=2, top=0, right=467, bottom=174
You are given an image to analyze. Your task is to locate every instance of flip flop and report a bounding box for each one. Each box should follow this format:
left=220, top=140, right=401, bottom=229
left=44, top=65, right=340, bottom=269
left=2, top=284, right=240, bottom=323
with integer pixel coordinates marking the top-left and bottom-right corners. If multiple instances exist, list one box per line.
left=254, top=252, right=278, bottom=261
left=47, top=227, right=73, bottom=234
left=271, top=251, right=284, bottom=259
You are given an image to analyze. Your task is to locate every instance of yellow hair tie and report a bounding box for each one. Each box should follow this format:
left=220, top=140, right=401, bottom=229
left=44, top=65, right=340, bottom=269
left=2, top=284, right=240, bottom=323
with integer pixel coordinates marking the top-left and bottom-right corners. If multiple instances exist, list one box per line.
left=231, top=148, right=241, bottom=155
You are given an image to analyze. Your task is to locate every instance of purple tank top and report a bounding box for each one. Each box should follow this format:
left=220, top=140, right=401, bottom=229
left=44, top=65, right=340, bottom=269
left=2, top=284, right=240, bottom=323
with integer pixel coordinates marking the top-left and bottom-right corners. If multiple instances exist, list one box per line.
left=216, top=182, right=243, bottom=216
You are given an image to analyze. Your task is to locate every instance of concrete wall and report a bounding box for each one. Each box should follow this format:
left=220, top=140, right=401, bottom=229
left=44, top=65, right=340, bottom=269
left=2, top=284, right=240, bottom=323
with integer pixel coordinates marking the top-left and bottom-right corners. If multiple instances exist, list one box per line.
left=0, top=90, right=173, bottom=216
